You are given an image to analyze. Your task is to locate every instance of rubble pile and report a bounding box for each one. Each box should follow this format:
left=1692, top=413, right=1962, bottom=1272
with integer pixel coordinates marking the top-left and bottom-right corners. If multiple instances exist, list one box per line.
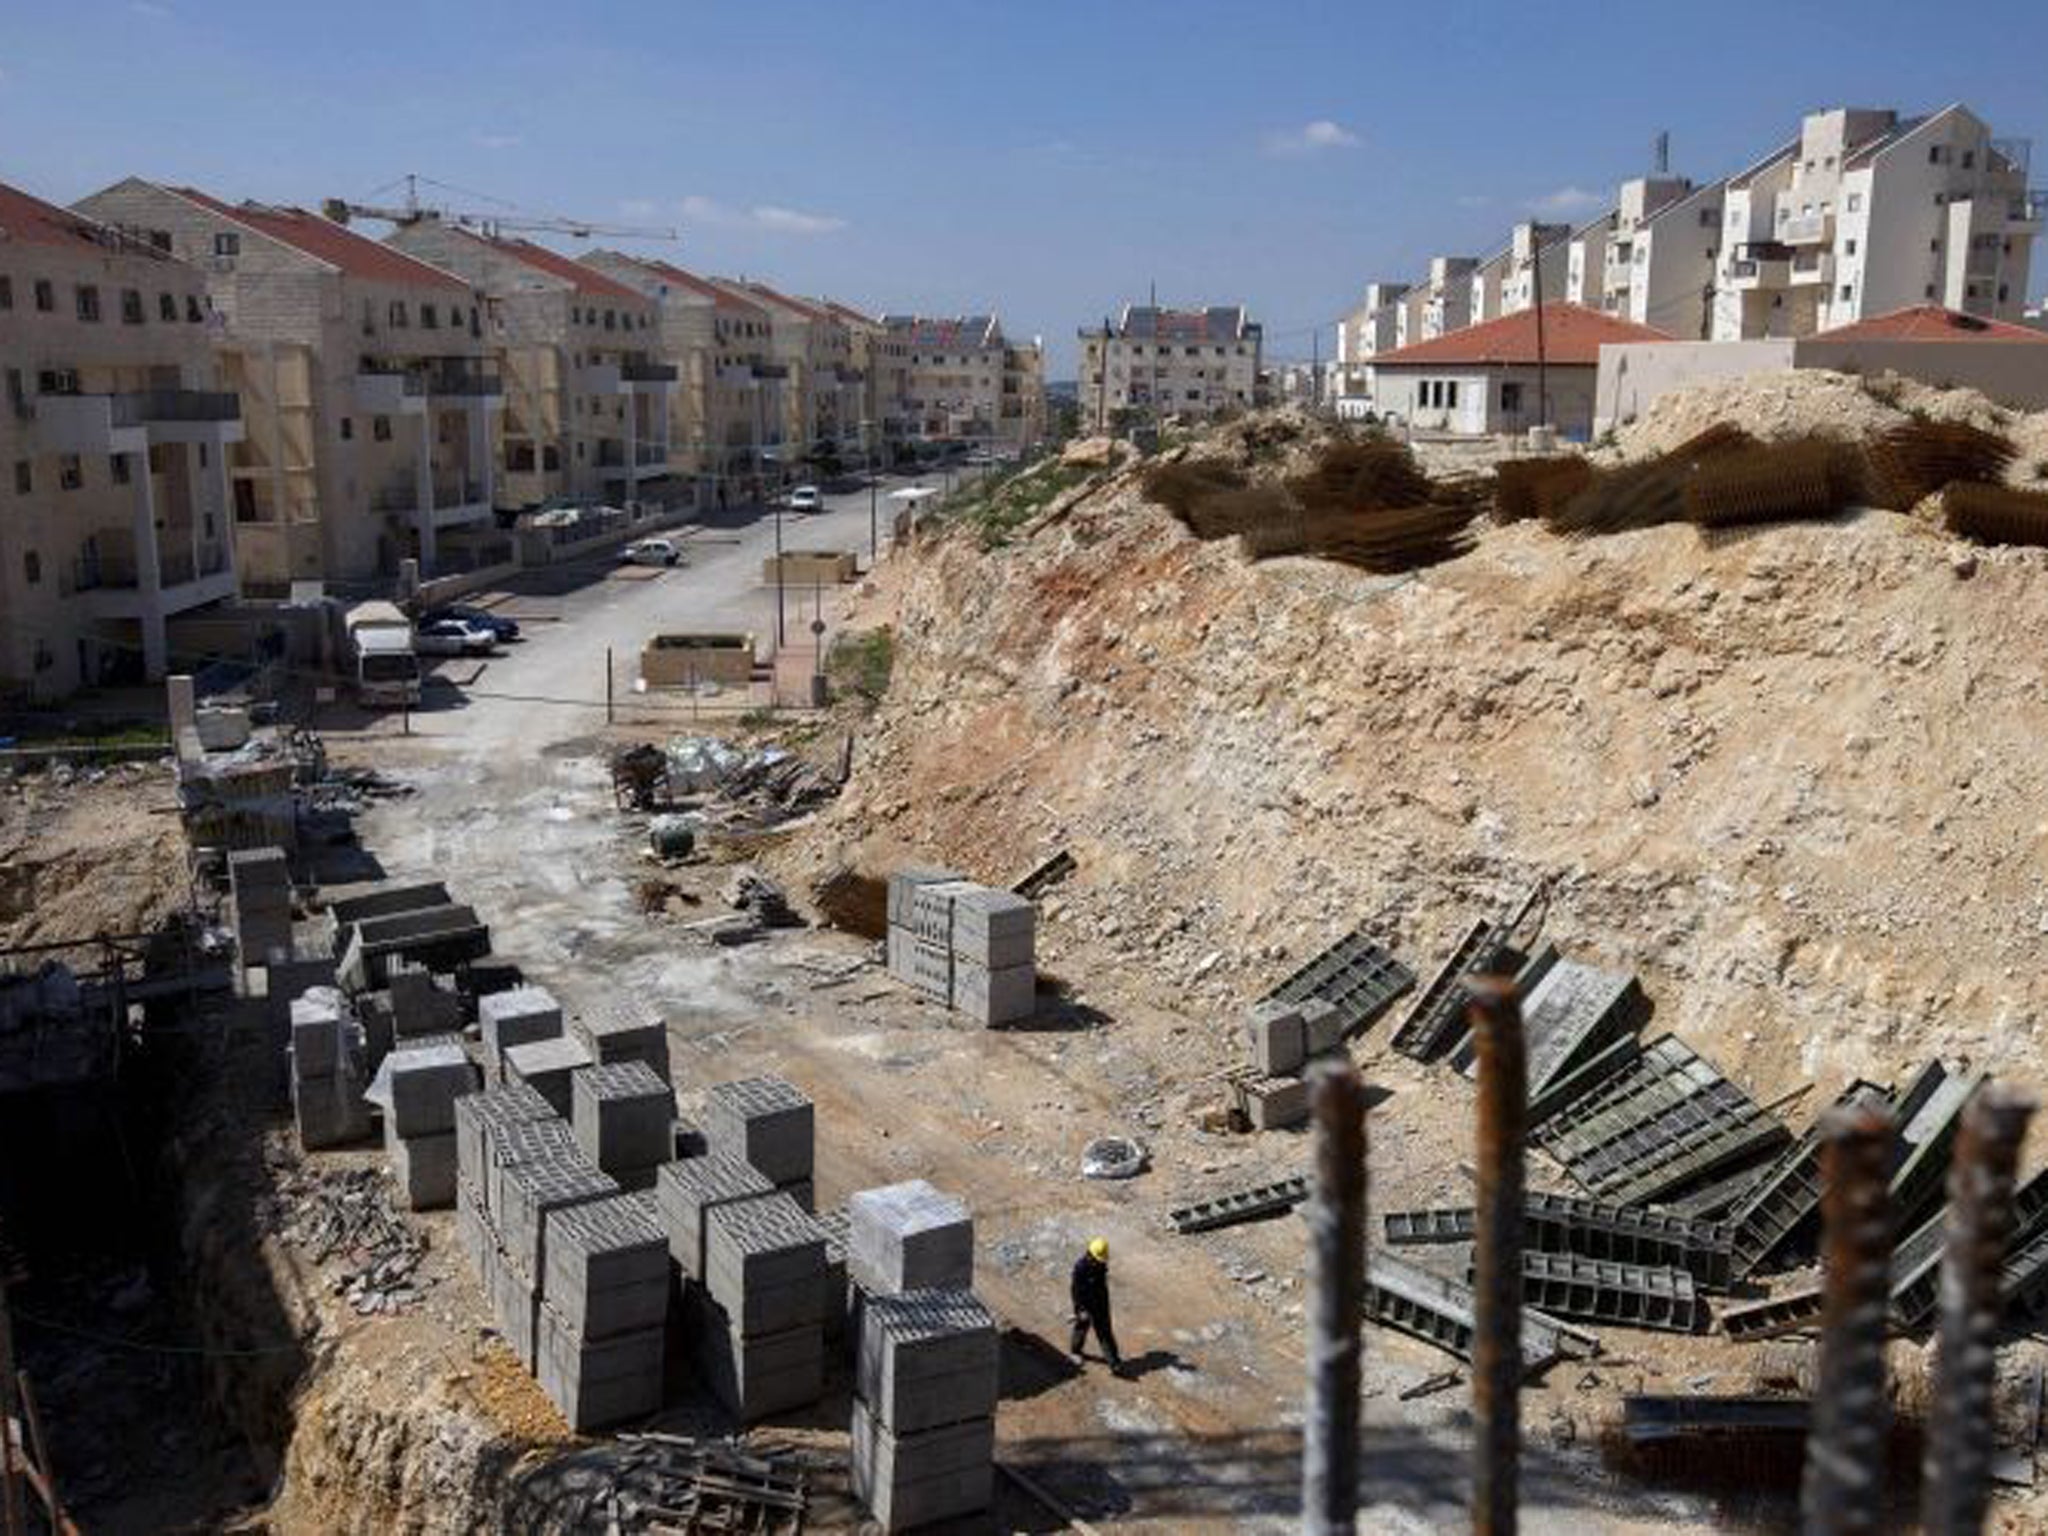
left=264, top=1163, right=427, bottom=1315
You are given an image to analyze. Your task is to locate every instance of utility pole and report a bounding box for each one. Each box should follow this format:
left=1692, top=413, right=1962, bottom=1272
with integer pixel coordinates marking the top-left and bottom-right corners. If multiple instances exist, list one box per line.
left=1531, top=234, right=1549, bottom=433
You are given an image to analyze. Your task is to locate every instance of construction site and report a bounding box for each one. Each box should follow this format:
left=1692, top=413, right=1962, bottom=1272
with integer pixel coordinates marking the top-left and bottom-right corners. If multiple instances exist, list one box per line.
left=8, top=363, right=2048, bottom=1534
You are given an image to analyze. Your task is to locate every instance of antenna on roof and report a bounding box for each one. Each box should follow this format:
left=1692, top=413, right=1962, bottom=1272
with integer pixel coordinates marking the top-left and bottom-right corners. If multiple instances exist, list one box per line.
left=1652, top=131, right=1670, bottom=176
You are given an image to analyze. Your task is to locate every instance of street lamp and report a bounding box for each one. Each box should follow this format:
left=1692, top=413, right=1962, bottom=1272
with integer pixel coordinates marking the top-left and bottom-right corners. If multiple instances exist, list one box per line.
left=760, top=446, right=785, bottom=645
left=861, top=417, right=879, bottom=563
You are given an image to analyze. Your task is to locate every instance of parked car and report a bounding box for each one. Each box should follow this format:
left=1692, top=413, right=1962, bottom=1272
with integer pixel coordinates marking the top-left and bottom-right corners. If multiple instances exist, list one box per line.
left=422, top=604, right=520, bottom=642
left=621, top=537, right=685, bottom=567
left=786, top=485, right=822, bottom=512
left=414, top=618, right=499, bottom=657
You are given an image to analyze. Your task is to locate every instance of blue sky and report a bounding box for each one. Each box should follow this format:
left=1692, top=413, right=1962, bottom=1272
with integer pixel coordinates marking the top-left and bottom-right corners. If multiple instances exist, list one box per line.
left=5, top=1, right=2046, bottom=375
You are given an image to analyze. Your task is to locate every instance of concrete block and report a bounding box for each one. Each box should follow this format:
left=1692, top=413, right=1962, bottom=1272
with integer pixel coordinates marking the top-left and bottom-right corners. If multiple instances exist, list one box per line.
left=325, top=879, right=453, bottom=938
left=949, top=887, right=1036, bottom=968
left=908, top=880, right=977, bottom=946
left=818, top=1207, right=850, bottom=1344
left=1246, top=1001, right=1306, bottom=1078
left=705, top=1192, right=828, bottom=1336
left=1301, top=998, right=1347, bottom=1057
left=855, top=1288, right=998, bottom=1434
left=897, top=932, right=953, bottom=1002
left=1245, top=1074, right=1310, bottom=1130
left=685, top=1296, right=824, bottom=1423
left=952, top=958, right=1036, bottom=1026
left=486, top=1117, right=580, bottom=1228
left=389, top=965, right=462, bottom=1039
left=886, top=867, right=965, bottom=928
left=703, top=1076, right=813, bottom=1186
left=544, top=1191, right=669, bottom=1340
left=454, top=1082, right=556, bottom=1207
left=849, top=1398, right=994, bottom=1532
left=478, top=985, right=563, bottom=1077
left=385, top=1122, right=458, bottom=1211
left=288, top=988, right=350, bottom=1080
left=498, top=1151, right=618, bottom=1281
left=386, top=1041, right=478, bottom=1137
left=228, top=846, right=290, bottom=890
left=572, top=1061, right=675, bottom=1177
left=293, top=1069, right=373, bottom=1149
left=847, top=1180, right=974, bottom=1296
left=490, top=1242, right=540, bottom=1367
left=536, top=1303, right=663, bottom=1431
left=655, top=1153, right=775, bottom=1280
left=776, top=1177, right=815, bottom=1214
left=574, top=999, right=671, bottom=1080
left=457, top=1178, right=492, bottom=1271
left=503, top=1036, right=594, bottom=1116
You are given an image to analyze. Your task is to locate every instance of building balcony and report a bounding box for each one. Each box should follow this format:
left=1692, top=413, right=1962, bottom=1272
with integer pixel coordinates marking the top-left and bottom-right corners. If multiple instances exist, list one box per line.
left=634, top=442, right=667, bottom=466
left=423, top=362, right=504, bottom=400
left=621, top=360, right=679, bottom=387
left=596, top=440, right=628, bottom=468
left=354, top=367, right=430, bottom=416
left=574, top=362, right=626, bottom=395
left=1787, top=250, right=1834, bottom=285
left=38, top=389, right=243, bottom=455
left=1780, top=211, right=1831, bottom=245
left=73, top=539, right=236, bottom=614
left=1727, top=242, right=1793, bottom=288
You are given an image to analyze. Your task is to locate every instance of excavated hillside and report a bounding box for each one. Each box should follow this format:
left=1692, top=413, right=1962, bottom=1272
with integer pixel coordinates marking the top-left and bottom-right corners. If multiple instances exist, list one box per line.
left=805, top=398, right=2048, bottom=1136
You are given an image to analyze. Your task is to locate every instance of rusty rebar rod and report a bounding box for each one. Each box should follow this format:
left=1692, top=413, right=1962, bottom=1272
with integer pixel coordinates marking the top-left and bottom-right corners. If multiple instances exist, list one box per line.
left=1923, top=1082, right=2036, bottom=1536
left=1799, top=1104, right=1895, bottom=1536
left=1468, top=977, right=1526, bottom=1536
left=1302, top=1059, right=1369, bottom=1536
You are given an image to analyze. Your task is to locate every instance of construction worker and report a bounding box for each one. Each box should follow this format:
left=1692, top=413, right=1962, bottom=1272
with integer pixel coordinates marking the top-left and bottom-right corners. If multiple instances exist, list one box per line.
left=1069, top=1236, right=1125, bottom=1373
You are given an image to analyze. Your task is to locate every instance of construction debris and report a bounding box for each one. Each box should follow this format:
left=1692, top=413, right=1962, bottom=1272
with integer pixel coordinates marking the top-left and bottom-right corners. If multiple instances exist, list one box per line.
left=1169, top=1175, right=1310, bottom=1234
left=1869, top=417, right=2015, bottom=509
left=264, top=1162, right=427, bottom=1315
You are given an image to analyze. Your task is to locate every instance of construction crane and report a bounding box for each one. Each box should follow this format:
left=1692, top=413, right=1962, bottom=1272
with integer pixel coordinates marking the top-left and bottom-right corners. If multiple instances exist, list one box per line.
left=320, top=173, right=677, bottom=242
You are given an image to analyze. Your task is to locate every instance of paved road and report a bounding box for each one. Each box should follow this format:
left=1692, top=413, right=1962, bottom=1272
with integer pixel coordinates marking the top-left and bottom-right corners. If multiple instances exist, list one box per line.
left=394, top=471, right=961, bottom=748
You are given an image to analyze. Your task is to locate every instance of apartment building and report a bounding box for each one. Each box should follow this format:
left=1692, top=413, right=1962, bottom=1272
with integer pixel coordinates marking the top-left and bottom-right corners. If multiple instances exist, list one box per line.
left=883, top=314, right=1046, bottom=448
left=1079, top=304, right=1262, bottom=429
left=819, top=301, right=918, bottom=455
left=382, top=221, right=673, bottom=514
left=1715, top=105, right=2041, bottom=340
left=1336, top=281, right=1408, bottom=394
left=1496, top=222, right=1574, bottom=316
left=1565, top=210, right=1616, bottom=307
left=1, top=183, right=242, bottom=695
left=1419, top=257, right=1480, bottom=339
left=578, top=252, right=784, bottom=502
left=710, top=282, right=864, bottom=463
left=1601, top=174, right=1727, bottom=338
left=76, top=179, right=501, bottom=588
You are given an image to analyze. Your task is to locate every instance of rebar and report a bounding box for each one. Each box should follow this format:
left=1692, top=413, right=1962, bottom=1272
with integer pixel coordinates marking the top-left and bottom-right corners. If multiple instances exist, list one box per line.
left=1942, top=480, right=2048, bottom=549
left=1798, top=1104, right=1895, bottom=1536
left=1301, top=1059, right=1368, bottom=1536
left=1467, top=976, right=1526, bottom=1536
left=1684, top=439, right=1847, bottom=528
left=1922, top=1083, right=2036, bottom=1536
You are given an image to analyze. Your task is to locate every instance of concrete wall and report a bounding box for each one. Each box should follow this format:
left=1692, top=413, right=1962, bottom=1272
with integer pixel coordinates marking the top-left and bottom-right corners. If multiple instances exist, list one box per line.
left=1592, top=340, right=1796, bottom=433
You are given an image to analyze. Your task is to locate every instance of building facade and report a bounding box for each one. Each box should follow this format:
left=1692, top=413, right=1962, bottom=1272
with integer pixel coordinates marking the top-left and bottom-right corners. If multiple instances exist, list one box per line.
left=883, top=314, right=1046, bottom=448
left=76, top=180, right=501, bottom=588
left=1079, top=304, right=1261, bottom=429
left=383, top=221, right=673, bottom=515
left=1336, top=281, right=1408, bottom=395
left=1, top=183, right=242, bottom=695
left=710, top=282, right=864, bottom=465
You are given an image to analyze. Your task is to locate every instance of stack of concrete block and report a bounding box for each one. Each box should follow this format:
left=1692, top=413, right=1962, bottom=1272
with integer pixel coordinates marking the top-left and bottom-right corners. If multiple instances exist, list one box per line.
left=884, top=870, right=1037, bottom=1026
left=851, top=1290, right=1000, bottom=1531
left=693, top=1192, right=828, bottom=1421
left=289, top=987, right=371, bottom=1149
left=1236, top=998, right=1341, bottom=1130
left=388, top=963, right=464, bottom=1041
left=572, top=1062, right=675, bottom=1191
left=538, top=1192, right=668, bottom=1430
left=454, top=1080, right=557, bottom=1234
left=846, top=1180, right=975, bottom=1298
left=505, top=1035, right=595, bottom=1116
left=479, top=985, right=563, bottom=1083
left=382, top=1039, right=479, bottom=1210
left=228, top=848, right=294, bottom=969
left=573, top=998, right=672, bottom=1082
left=704, top=1076, right=814, bottom=1211
left=656, top=1152, right=775, bottom=1282
left=817, top=1206, right=851, bottom=1342
left=323, top=880, right=452, bottom=956
left=495, top=1141, right=619, bottom=1367
left=337, top=903, right=491, bottom=993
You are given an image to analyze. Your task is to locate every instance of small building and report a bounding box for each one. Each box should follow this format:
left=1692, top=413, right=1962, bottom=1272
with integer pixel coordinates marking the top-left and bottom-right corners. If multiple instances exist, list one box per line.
left=1366, top=303, right=1671, bottom=438
left=1079, top=304, right=1262, bottom=431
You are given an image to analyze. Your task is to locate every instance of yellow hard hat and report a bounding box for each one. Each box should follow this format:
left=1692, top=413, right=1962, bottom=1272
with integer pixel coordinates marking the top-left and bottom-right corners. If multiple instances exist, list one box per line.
left=1088, top=1237, right=1109, bottom=1261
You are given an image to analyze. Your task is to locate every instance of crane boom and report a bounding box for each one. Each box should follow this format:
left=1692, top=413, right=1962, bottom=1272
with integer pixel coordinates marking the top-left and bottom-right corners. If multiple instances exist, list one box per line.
left=320, top=174, right=676, bottom=241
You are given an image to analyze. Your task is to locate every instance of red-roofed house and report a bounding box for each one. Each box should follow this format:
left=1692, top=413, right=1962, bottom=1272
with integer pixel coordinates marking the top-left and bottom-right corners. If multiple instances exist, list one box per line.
left=579, top=251, right=786, bottom=497
left=386, top=221, right=675, bottom=512
left=1365, top=303, right=1672, bottom=437
left=1, top=180, right=243, bottom=693
left=1811, top=304, right=2048, bottom=344
left=75, top=178, right=503, bottom=583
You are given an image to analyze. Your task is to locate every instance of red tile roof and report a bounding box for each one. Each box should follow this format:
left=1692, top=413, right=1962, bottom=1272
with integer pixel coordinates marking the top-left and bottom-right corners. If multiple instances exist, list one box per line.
left=172, top=187, right=468, bottom=291
left=1813, top=304, right=2048, bottom=344
left=0, top=181, right=148, bottom=252
left=821, top=299, right=878, bottom=328
left=1366, top=303, right=1671, bottom=368
left=735, top=281, right=832, bottom=324
left=617, top=255, right=769, bottom=315
left=484, top=234, right=645, bottom=302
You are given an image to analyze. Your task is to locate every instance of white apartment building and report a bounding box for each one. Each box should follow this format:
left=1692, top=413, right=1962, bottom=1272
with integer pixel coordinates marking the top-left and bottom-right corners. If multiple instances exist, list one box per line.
left=1, top=182, right=242, bottom=695
left=1497, top=221, right=1574, bottom=316
left=77, top=180, right=501, bottom=587
left=1602, top=174, right=1727, bottom=338
left=383, top=221, right=674, bottom=514
left=1336, top=281, right=1408, bottom=394
left=1420, top=257, right=1480, bottom=339
left=1079, top=304, right=1262, bottom=429
left=579, top=252, right=785, bottom=502
left=711, top=281, right=865, bottom=463
left=1565, top=210, right=1615, bottom=306
left=1715, top=105, right=2041, bottom=340
left=883, top=314, right=1046, bottom=449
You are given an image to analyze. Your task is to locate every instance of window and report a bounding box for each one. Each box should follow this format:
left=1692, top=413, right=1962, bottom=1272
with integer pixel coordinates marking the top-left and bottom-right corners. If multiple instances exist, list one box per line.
left=1963, top=150, right=1975, bottom=169
left=213, top=231, right=240, bottom=257
left=604, top=310, right=617, bottom=331
left=1699, top=207, right=1715, bottom=226
left=0, top=275, right=10, bottom=310
left=1840, top=284, right=1853, bottom=301
left=1444, top=381, right=1459, bottom=409
left=388, top=301, right=409, bottom=328
left=121, top=288, right=144, bottom=324
left=112, top=454, right=131, bottom=485
left=1929, top=144, right=1944, bottom=164
left=13, top=461, right=29, bottom=495
left=186, top=296, right=204, bottom=322
left=339, top=416, right=354, bottom=441
left=33, top=280, right=53, bottom=312
left=1500, top=381, right=1524, bottom=413
left=1847, top=193, right=1862, bottom=213
left=373, top=415, right=393, bottom=441
left=149, top=230, right=171, bottom=252
left=76, top=285, right=101, bottom=322
left=159, top=292, right=178, bottom=321
left=1926, top=284, right=1938, bottom=299
left=59, top=454, right=82, bottom=490
left=420, top=303, right=438, bottom=330
left=1845, top=239, right=1858, bottom=256
left=2000, top=284, right=2010, bottom=302
left=23, top=551, right=39, bottom=586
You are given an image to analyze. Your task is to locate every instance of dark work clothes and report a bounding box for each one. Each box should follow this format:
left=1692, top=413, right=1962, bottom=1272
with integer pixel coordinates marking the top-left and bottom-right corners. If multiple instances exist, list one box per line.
left=1069, top=1254, right=1121, bottom=1366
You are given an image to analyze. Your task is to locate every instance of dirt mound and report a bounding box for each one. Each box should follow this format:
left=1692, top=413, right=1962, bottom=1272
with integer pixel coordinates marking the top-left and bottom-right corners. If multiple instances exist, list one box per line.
left=798, top=423, right=2048, bottom=1116
left=0, top=760, right=189, bottom=950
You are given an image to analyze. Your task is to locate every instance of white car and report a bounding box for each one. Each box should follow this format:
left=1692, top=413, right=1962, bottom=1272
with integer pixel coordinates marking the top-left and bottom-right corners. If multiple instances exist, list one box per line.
left=414, top=618, right=498, bottom=657
left=786, top=485, right=822, bottom=512
left=621, top=537, right=685, bottom=567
